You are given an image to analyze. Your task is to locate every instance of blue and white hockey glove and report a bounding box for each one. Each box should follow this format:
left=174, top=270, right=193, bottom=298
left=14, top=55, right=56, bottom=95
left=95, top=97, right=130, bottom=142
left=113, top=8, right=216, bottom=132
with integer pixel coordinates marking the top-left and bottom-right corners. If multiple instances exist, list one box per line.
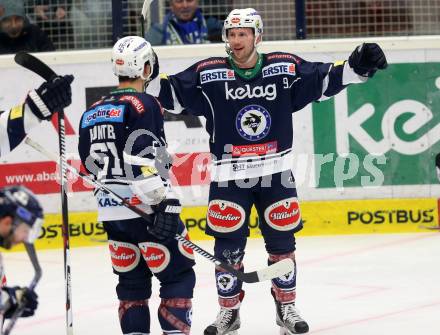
left=26, top=74, right=74, bottom=120
left=2, top=286, right=38, bottom=318
left=150, top=198, right=181, bottom=241
left=348, top=43, right=387, bottom=78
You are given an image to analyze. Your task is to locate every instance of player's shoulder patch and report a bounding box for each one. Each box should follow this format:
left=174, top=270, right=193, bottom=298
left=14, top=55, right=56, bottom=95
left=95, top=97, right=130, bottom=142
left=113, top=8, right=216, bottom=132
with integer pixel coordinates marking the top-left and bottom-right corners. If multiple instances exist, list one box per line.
left=119, top=94, right=145, bottom=114
left=196, top=57, right=228, bottom=72
left=262, top=53, right=298, bottom=78
left=81, top=103, right=125, bottom=128
left=266, top=52, right=302, bottom=64
left=200, top=68, right=236, bottom=84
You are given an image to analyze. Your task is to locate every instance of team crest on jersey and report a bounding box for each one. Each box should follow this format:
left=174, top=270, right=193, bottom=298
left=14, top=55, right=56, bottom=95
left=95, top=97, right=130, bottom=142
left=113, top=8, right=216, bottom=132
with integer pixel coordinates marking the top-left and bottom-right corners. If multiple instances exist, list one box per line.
left=207, top=200, right=245, bottom=233
left=200, top=68, right=235, bottom=84
left=139, top=242, right=170, bottom=273
left=236, top=105, right=271, bottom=141
left=264, top=197, right=301, bottom=231
left=108, top=240, right=141, bottom=272
left=81, top=104, right=125, bottom=128
left=262, top=62, right=296, bottom=78
left=216, top=272, right=238, bottom=293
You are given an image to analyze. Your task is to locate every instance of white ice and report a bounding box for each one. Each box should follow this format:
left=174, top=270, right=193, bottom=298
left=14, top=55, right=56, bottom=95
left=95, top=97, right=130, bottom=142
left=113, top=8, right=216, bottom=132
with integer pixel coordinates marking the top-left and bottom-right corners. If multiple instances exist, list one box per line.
left=3, top=233, right=440, bottom=335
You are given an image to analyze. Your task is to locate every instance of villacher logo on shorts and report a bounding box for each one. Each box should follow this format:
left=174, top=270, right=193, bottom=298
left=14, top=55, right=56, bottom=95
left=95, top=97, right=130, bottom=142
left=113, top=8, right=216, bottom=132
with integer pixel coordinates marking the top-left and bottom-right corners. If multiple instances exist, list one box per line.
left=235, top=105, right=272, bottom=141
left=108, top=240, right=141, bottom=273
left=207, top=200, right=245, bottom=233
left=139, top=242, right=171, bottom=273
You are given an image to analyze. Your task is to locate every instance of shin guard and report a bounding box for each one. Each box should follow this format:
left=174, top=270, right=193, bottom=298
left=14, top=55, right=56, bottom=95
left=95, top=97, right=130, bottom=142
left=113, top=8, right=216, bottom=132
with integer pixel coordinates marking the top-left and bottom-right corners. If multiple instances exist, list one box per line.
left=158, top=298, right=192, bottom=335
left=269, top=253, right=297, bottom=303
left=119, top=299, right=150, bottom=334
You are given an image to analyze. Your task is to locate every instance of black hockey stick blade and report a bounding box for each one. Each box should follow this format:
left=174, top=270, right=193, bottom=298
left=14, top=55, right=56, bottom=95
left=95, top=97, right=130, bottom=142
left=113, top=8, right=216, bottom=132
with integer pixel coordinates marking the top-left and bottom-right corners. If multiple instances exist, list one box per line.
left=14, top=51, right=56, bottom=81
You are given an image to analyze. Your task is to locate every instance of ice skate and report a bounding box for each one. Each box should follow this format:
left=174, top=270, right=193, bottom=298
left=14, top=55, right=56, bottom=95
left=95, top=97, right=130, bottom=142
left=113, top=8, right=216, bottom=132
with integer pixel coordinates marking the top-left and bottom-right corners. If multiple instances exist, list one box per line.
left=274, top=299, right=309, bottom=334
left=204, top=307, right=240, bottom=335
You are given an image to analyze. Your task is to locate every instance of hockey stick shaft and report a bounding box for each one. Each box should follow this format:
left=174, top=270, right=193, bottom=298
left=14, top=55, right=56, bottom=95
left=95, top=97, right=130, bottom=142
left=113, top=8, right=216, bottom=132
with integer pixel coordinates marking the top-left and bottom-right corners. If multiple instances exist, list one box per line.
left=15, top=52, right=74, bottom=334
left=3, top=243, right=42, bottom=335
left=25, top=137, right=294, bottom=283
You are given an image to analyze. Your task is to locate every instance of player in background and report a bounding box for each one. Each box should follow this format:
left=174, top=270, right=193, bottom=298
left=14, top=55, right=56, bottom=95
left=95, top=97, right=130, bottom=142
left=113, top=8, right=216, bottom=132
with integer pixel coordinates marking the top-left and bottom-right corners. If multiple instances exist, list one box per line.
left=0, top=186, right=42, bottom=323
left=148, top=8, right=387, bottom=335
left=78, top=36, right=195, bottom=335
left=0, top=74, right=73, bottom=157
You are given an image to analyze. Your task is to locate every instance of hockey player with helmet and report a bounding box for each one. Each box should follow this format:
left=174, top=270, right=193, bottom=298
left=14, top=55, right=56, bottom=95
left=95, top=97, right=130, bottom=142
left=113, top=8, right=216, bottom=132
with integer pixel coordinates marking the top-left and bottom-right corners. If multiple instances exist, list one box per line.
left=78, top=36, right=195, bottom=335
left=0, top=186, right=42, bottom=323
left=149, top=8, right=388, bottom=335
left=0, top=73, right=74, bottom=157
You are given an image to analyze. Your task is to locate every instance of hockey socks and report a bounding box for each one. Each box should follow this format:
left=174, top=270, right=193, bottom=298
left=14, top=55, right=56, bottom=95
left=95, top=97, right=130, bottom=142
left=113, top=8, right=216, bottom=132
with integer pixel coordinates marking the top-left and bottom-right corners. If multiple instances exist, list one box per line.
left=158, top=298, right=192, bottom=335
left=119, top=299, right=150, bottom=334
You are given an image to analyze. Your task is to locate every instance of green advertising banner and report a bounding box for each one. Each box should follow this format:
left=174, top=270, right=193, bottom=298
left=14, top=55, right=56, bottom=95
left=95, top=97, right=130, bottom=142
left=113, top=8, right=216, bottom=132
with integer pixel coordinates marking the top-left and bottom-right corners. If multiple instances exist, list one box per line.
left=313, top=63, right=440, bottom=188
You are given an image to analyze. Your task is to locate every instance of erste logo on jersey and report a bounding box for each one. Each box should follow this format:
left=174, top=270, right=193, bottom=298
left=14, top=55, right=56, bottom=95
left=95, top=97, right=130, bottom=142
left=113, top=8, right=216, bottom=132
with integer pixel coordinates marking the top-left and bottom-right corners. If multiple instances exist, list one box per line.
left=81, top=104, right=125, bottom=128
left=262, top=62, right=296, bottom=78
left=200, top=68, right=235, bottom=84
left=207, top=200, right=245, bottom=233
left=264, top=197, right=301, bottom=231
left=236, top=105, right=271, bottom=141
left=139, top=242, right=170, bottom=273
left=108, top=240, right=140, bottom=272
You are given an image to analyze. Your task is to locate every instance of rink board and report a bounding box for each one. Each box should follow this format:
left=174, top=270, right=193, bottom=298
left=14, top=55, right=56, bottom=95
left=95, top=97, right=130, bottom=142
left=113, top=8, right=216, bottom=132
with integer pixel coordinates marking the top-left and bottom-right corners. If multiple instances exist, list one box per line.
left=2, top=36, right=440, bottom=214
left=5, top=197, right=439, bottom=252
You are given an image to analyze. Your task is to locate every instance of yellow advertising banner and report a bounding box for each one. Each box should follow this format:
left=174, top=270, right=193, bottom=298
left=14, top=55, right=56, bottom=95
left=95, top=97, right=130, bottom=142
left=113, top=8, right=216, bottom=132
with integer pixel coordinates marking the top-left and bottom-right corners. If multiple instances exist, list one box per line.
left=5, top=198, right=439, bottom=252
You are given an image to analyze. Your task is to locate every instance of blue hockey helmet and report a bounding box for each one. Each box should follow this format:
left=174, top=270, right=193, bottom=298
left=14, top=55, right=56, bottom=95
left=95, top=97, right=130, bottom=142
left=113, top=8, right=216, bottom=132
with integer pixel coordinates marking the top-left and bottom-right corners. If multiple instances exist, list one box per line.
left=0, top=186, right=43, bottom=248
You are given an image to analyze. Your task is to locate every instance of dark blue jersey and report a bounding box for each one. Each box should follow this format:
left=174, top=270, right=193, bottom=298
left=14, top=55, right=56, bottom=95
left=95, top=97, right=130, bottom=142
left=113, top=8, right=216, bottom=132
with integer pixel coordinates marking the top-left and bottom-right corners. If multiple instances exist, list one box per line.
left=0, top=103, right=41, bottom=157
left=78, top=88, right=167, bottom=221
left=154, top=52, right=362, bottom=181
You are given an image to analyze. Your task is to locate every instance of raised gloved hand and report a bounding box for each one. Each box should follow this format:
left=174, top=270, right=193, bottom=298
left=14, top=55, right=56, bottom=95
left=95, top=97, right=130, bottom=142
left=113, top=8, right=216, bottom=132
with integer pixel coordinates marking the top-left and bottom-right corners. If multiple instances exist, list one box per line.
left=26, top=74, right=74, bottom=120
left=2, top=286, right=38, bottom=318
left=150, top=198, right=181, bottom=241
left=348, top=43, right=388, bottom=78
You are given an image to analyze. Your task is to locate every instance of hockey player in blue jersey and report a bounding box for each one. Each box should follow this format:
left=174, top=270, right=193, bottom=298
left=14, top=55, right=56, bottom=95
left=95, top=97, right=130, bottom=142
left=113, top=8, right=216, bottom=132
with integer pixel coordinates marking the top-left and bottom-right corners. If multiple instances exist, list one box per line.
left=0, top=74, right=73, bottom=157
left=0, top=186, right=43, bottom=324
left=150, top=7, right=388, bottom=335
left=78, top=36, right=195, bottom=335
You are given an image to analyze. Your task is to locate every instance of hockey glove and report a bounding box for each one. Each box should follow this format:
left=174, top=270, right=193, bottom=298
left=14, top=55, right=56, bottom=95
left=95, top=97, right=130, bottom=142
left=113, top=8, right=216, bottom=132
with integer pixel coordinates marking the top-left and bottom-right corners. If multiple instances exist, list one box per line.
left=150, top=198, right=181, bottom=241
left=2, top=286, right=38, bottom=318
left=26, top=74, right=74, bottom=120
left=348, top=43, right=388, bottom=78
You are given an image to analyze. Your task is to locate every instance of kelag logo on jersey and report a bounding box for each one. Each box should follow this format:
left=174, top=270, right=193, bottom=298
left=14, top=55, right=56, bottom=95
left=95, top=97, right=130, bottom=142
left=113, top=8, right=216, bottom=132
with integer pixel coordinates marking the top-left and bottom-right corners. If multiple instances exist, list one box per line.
left=236, top=105, right=271, bottom=141
left=81, top=104, right=125, bottom=128
left=225, top=82, right=277, bottom=100
left=262, top=62, right=296, bottom=78
left=200, top=68, right=235, bottom=84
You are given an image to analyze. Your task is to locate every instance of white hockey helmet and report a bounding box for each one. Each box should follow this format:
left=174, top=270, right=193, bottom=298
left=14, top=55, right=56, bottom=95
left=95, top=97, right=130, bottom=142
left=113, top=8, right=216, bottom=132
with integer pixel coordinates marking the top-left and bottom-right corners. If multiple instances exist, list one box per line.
left=222, top=8, right=263, bottom=49
left=111, top=36, right=155, bottom=81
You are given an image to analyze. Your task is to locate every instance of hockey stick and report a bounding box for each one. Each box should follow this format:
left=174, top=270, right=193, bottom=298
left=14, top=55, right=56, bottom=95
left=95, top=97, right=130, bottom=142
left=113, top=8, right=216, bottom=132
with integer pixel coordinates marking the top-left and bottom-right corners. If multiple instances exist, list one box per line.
left=14, top=51, right=74, bottom=335
left=2, top=243, right=42, bottom=335
left=25, top=137, right=294, bottom=283
left=140, top=0, right=153, bottom=37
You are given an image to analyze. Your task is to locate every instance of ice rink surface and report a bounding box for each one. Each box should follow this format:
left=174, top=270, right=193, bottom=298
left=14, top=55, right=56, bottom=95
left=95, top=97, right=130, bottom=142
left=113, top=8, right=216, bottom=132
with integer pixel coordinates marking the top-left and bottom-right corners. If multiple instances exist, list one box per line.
left=3, top=232, right=440, bottom=335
